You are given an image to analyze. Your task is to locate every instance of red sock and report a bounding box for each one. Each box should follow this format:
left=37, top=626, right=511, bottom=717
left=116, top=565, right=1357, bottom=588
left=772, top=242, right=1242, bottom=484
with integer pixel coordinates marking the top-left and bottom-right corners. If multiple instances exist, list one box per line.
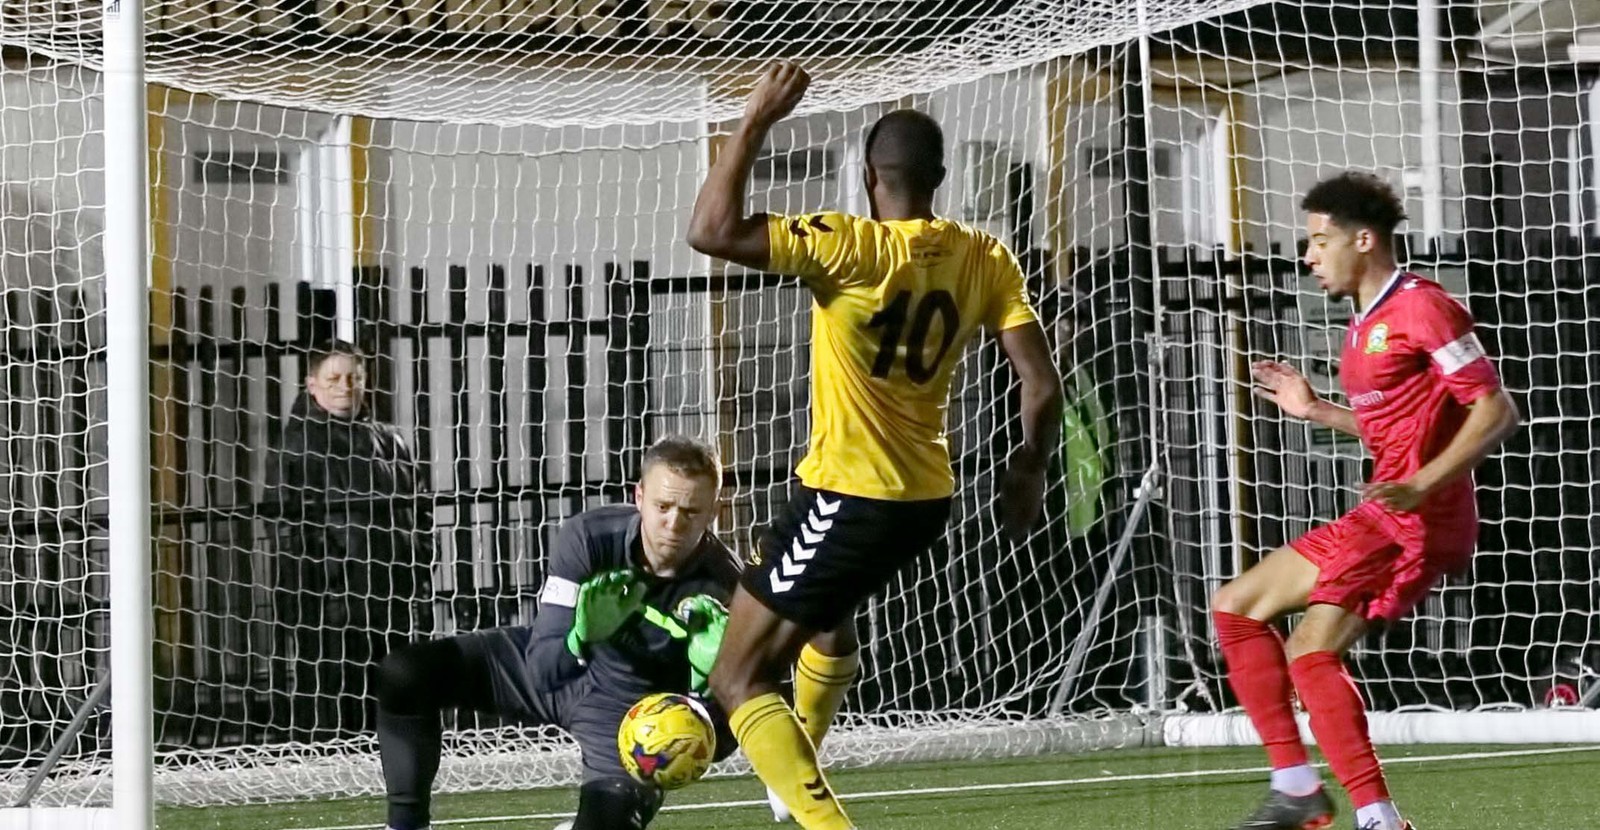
left=1289, top=650, right=1389, bottom=807
left=1214, top=611, right=1308, bottom=770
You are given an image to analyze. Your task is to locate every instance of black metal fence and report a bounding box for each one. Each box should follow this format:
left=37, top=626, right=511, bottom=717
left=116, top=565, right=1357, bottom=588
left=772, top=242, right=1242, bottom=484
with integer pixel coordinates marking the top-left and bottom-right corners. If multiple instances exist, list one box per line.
left=4, top=225, right=1590, bottom=763
left=2, top=260, right=671, bottom=753
left=0, top=255, right=1099, bottom=758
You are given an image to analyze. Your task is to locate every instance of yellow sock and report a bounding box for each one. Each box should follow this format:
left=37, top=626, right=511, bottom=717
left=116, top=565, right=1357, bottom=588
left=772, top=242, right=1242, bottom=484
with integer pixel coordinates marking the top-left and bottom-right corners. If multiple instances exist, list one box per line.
left=794, top=645, right=859, bottom=749
left=730, top=693, right=853, bottom=830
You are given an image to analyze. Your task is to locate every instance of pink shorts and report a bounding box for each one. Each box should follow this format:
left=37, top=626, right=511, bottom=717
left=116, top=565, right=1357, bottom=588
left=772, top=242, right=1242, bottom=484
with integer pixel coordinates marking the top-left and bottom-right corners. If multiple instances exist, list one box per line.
left=1289, top=502, right=1476, bottom=624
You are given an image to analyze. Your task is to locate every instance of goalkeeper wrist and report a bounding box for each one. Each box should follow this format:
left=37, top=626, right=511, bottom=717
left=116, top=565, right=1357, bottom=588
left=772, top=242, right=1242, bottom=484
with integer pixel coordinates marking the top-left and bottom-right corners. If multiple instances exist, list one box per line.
left=678, top=595, right=729, bottom=694
left=566, top=569, right=644, bottom=660
left=565, top=627, right=588, bottom=661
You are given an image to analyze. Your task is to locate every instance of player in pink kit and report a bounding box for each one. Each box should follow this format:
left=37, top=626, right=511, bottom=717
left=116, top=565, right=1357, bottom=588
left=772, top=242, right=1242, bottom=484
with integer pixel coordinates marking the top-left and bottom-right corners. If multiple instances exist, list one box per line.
left=1213, top=172, right=1521, bottom=830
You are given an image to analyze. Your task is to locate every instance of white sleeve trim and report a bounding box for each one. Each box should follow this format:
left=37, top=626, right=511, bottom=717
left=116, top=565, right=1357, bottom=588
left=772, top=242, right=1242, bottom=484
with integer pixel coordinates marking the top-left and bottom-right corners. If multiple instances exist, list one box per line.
left=540, top=576, right=580, bottom=608
left=1431, top=333, right=1486, bottom=376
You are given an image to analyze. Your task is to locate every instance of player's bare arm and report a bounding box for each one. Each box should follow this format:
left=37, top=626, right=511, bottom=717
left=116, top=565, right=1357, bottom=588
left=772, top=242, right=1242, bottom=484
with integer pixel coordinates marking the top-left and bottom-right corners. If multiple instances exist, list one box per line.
left=1250, top=359, right=1360, bottom=437
left=997, top=321, right=1063, bottom=542
left=1364, top=388, right=1520, bottom=511
left=686, top=62, right=810, bottom=270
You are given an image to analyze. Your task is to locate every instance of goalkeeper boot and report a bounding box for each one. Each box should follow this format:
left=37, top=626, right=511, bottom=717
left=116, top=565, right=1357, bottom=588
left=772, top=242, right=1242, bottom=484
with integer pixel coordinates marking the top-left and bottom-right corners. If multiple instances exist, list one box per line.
left=1232, top=788, right=1336, bottom=830
left=767, top=785, right=793, bottom=822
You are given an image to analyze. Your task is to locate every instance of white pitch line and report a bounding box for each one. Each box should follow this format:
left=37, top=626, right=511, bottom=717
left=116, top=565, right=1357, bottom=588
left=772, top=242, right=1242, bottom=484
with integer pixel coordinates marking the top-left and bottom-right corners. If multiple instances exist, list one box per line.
left=285, top=744, right=1600, bottom=830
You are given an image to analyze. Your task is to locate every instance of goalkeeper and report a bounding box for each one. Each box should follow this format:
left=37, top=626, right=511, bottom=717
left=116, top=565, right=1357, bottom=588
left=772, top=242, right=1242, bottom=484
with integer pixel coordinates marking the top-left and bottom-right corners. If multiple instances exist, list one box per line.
left=374, top=436, right=740, bottom=830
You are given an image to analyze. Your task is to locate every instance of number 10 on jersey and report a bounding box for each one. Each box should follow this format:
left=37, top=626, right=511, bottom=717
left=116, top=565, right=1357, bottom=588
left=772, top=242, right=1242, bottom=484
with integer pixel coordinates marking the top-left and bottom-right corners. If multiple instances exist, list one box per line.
left=867, top=290, right=959, bottom=384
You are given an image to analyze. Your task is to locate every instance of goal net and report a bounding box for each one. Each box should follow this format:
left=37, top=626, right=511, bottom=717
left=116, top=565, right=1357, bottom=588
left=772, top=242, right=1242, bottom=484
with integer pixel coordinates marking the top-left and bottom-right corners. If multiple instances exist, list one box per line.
left=2, top=0, right=1599, bottom=812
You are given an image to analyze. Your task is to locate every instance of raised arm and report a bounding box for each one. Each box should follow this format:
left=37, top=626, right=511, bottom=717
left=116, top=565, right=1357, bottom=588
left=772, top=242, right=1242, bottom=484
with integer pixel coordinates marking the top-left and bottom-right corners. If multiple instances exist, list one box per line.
left=686, top=62, right=810, bottom=270
left=997, top=320, right=1064, bottom=542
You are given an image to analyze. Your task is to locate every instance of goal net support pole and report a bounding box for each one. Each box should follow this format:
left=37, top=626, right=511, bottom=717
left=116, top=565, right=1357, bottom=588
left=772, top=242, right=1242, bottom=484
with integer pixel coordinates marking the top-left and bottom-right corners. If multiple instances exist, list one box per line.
left=0, top=0, right=154, bottom=821
left=105, top=0, right=155, bottom=825
left=1049, top=461, right=1163, bottom=713
left=10, top=675, right=112, bottom=810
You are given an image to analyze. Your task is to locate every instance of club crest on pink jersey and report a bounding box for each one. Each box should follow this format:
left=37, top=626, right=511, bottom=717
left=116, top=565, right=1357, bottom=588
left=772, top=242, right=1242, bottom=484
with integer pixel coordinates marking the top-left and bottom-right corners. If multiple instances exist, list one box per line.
left=1364, top=323, right=1390, bottom=354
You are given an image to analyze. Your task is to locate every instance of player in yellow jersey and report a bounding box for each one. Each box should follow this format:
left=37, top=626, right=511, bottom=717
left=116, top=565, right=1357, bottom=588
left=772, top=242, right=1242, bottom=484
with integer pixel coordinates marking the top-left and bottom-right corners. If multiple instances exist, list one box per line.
left=687, top=62, right=1063, bottom=830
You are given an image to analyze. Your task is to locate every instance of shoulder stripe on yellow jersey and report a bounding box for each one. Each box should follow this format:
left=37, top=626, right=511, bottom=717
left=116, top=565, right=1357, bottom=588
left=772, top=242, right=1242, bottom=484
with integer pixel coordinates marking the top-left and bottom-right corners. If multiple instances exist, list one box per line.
left=787, top=215, right=834, bottom=237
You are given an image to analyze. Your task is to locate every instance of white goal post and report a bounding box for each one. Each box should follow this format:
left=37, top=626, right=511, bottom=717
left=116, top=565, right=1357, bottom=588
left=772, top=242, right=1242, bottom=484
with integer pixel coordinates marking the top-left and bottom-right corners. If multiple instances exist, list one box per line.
left=1, top=0, right=1599, bottom=819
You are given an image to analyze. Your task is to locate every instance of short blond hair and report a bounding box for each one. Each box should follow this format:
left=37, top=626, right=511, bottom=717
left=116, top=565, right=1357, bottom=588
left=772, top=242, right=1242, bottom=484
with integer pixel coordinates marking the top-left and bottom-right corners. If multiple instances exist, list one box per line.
left=641, top=435, right=721, bottom=485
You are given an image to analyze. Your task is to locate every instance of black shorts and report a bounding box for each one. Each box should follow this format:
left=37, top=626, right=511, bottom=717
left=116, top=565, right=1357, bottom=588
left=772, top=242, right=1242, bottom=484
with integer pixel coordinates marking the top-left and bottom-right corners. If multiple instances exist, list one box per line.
left=742, top=485, right=952, bottom=632
left=457, top=627, right=736, bottom=782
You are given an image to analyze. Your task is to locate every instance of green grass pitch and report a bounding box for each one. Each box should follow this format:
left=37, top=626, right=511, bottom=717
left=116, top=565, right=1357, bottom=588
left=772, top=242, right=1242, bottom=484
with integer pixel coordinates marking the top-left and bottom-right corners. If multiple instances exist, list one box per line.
left=156, top=744, right=1600, bottom=830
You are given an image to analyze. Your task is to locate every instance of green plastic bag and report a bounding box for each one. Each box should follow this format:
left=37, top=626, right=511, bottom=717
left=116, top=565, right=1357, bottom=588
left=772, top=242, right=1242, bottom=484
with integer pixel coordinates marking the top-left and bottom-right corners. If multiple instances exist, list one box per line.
left=1059, top=367, right=1112, bottom=538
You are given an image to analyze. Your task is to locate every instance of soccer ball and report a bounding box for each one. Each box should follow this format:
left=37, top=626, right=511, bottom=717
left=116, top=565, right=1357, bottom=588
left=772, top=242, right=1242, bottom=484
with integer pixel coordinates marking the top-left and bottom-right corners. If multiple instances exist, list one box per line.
left=1545, top=682, right=1580, bottom=707
left=617, top=692, right=716, bottom=790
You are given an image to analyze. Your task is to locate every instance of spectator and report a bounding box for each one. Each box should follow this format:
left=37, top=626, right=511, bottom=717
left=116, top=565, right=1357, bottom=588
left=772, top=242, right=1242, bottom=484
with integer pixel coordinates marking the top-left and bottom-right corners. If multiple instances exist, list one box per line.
left=268, top=340, right=433, bottom=742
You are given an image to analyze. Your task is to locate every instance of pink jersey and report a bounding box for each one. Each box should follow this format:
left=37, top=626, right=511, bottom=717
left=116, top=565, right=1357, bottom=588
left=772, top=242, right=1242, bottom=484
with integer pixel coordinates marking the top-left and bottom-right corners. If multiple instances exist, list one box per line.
left=1339, top=272, right=1502, bottom=517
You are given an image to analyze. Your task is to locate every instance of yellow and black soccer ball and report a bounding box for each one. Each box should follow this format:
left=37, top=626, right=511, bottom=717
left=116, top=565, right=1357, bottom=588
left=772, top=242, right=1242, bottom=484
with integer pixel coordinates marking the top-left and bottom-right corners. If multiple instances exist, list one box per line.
left=616, top=692, right=717, bottom=790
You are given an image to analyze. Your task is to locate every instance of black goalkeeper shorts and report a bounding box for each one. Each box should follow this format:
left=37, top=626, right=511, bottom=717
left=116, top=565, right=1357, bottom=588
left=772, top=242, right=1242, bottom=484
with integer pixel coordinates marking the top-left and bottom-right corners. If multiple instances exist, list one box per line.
left=742, top=485, right=952, bottom=632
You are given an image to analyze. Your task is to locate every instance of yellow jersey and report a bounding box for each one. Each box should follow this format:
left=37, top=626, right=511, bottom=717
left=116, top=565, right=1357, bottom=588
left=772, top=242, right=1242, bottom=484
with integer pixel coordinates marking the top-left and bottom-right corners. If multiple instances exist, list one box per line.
left=766, top=212, right=1039, bottom=501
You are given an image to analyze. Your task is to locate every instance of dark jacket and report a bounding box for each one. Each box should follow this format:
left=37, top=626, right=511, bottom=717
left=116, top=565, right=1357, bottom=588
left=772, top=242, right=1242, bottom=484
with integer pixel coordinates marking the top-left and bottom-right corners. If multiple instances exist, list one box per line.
left=268, top=393, right=431, bottom=614
left=526, top=504, right=741, bottom=699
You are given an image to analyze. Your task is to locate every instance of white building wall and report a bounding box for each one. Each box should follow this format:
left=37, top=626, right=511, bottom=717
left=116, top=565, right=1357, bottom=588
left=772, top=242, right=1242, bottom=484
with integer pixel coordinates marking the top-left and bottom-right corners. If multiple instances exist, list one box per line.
left=0, top=61, right=108, bottom=693
left=371, top=78, right=708, bottom=503
left=1040, top=66, right=1470, bottom=264
left=0, top=62, right=1499, bottom=500
left=154, top=96, right=329, bottom=330
left=376, top=119, right=704, bottom=320
left=924, top=68, right=1052, bottom=247
left=0, top=63, right=107, bottom=513
left=1245, top=67, right=1468, bottom=257
left=1, top=63, right=104, bottom=289
left=4, top=66, right=718, bottom=521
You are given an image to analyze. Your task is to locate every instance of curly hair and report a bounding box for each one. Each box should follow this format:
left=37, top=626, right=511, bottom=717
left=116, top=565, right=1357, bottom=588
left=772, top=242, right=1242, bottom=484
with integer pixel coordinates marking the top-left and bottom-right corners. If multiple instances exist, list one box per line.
left=1300, top=171, right=1408, bottom=241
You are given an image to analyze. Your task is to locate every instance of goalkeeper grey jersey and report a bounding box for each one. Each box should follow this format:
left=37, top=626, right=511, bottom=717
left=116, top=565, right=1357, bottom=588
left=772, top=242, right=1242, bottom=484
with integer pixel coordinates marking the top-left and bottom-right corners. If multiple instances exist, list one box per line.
left=526, top=504, right=740, bottom=700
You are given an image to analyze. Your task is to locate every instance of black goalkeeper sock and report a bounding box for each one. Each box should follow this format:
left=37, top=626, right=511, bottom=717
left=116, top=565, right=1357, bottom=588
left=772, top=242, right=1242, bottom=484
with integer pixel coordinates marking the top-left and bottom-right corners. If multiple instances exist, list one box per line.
left=375, top=638, right=491, bottom=830
left=571, top=777, right=664, bottom=830
left=378, top=707, right=441, bottom=830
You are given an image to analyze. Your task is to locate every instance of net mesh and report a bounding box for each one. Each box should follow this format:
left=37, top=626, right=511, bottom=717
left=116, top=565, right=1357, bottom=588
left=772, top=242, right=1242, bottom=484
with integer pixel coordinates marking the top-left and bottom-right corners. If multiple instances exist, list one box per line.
left=8, top=0, right=1271, bottom=126
left=2, top=0, right=1599, bottom=809
left=1, top=55, right=114, bottom=804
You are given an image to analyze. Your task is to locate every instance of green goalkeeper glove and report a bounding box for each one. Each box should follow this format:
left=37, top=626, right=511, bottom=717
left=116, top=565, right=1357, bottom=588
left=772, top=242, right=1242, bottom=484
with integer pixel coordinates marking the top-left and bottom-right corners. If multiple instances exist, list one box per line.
left=676, top=595, right=729, bottom=694
left=565, top=570, right=646, bottom=659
